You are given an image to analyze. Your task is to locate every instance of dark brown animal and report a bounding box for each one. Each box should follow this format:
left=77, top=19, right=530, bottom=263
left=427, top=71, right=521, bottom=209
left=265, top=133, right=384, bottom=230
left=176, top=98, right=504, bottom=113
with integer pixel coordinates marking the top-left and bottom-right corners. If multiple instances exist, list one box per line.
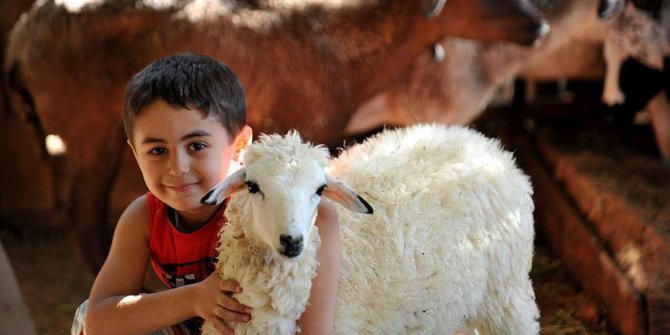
left=0, top=0, right=50, bottom=219
left=4, top=0, right=547, bottom=272
left=348, top=0, right=670, bottom=162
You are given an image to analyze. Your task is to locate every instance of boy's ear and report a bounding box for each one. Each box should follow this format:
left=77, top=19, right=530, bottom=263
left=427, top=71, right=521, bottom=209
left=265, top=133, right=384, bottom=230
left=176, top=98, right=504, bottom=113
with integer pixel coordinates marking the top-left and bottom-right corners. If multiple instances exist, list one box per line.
left=127, top=139, right=143, bottom=169
left=233, top=125, right=253, bottom=162
left=127, top=139, right=139, bottom=161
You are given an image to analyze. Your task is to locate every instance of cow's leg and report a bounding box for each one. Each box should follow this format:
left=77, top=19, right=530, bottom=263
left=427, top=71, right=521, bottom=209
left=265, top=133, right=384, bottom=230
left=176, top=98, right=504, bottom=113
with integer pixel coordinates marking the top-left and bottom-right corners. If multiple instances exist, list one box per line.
left=68, top=130, right=126, bottom=273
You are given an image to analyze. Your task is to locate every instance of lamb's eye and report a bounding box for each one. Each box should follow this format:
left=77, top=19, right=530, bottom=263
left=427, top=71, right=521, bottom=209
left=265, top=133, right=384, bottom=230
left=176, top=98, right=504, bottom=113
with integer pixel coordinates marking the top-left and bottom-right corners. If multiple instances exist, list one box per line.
left=246, top=181, right=260, bottom=194
left=316, top=184, right=326, bottom=196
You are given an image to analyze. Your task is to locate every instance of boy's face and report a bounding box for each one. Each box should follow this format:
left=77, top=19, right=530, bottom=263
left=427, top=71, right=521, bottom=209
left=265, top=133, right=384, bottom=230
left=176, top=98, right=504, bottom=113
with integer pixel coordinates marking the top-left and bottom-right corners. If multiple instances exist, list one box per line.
left=129, top=99, right=247, bottom=221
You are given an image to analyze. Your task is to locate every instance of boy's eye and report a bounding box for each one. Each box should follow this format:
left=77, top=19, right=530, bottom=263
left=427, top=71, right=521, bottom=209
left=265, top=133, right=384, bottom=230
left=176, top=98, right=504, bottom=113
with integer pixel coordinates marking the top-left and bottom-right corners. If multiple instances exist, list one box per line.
left=149, top=147, right=167, bottom=156
left=189, top=142, right=207, bottom=151
left=246, top=181, right=260, bottom=194
left=316, top=184, right=326, bottom=196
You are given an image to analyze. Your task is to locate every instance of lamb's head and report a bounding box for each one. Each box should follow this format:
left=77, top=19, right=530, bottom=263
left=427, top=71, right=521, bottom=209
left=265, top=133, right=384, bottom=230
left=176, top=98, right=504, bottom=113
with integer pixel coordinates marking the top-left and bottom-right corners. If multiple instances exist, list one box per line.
left=202, top=131, right=372, bottom=258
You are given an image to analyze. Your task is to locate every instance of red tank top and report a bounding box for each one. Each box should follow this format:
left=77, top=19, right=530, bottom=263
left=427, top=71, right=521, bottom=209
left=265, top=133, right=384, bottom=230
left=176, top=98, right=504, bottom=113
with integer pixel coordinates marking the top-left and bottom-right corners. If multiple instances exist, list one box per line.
left=146, top=192, right=228, bottom=289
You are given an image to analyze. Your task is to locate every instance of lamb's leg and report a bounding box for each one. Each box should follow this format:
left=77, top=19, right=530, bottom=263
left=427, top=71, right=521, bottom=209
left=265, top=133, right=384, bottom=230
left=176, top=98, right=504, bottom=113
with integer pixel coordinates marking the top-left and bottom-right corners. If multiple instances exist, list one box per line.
left=602, top=41, right=626, bottom=106
left=645, top=91, right=670, bottom=164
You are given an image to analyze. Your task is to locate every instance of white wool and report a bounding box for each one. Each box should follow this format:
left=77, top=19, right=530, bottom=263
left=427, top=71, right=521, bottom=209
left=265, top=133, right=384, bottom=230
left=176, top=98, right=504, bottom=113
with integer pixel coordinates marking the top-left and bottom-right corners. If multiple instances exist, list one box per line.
left=202, top=124, right=539, bottom=335
left=330, top=125, right=537, bottom=334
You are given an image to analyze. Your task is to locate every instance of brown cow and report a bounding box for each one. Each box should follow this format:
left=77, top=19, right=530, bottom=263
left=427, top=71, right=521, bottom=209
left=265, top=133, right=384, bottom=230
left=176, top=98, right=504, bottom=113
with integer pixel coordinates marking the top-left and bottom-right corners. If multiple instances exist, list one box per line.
left=4, top=0, right=549, bottom=272
left=0, top=0, right=46, bottom=217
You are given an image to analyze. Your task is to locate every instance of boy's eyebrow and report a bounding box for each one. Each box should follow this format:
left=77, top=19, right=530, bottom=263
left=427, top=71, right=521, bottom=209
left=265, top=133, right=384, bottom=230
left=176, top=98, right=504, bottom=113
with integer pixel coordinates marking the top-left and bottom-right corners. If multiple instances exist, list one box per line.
left=182, top=130, right=213, bottom=140
left=141, top=137, right=166, bottom=145
left=140, top=130, right=213, bottom=145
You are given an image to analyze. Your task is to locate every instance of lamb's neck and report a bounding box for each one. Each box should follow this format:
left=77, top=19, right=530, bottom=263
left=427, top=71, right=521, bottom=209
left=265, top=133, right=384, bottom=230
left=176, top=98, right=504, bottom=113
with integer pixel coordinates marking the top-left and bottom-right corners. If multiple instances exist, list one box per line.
left=219, top=198, right=320, bottom=321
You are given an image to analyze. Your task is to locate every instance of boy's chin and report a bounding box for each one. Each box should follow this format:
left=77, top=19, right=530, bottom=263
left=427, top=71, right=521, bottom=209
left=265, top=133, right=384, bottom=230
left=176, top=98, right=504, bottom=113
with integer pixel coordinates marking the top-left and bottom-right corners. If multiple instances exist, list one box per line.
left=162, top=192, right=206, bottom=210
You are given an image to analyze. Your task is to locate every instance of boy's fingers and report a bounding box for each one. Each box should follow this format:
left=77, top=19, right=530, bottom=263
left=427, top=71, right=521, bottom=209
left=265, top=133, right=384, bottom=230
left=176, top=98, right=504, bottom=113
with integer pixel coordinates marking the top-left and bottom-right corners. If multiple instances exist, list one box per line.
left=215, top=305, right=251, bottom=323
left=220, top=295, right=252, bottom=314
left=219, top=279, right=242, bottom=293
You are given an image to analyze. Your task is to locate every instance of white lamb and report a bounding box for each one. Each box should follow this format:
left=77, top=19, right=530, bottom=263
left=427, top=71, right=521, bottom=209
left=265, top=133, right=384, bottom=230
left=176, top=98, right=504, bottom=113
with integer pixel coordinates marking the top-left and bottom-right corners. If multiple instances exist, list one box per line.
left=200, top=124, right=539, bottom=335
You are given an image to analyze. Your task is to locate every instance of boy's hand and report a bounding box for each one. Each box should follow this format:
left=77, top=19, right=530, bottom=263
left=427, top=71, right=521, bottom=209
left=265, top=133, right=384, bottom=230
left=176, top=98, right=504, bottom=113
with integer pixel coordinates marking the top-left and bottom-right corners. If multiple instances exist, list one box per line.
left=194, top=273, right=252, bottom=335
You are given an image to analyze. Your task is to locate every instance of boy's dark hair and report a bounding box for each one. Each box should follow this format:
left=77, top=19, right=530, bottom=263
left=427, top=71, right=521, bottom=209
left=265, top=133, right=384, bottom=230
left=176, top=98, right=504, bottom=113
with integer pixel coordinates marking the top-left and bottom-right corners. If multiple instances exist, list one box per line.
left=123, top=53, right=246, bottom=140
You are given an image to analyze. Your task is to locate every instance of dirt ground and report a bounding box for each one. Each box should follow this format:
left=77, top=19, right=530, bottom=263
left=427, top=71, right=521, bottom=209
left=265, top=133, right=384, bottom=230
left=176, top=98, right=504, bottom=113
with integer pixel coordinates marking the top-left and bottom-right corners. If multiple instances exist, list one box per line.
left=1, top=226, right=93, bottom=335
left=0, top=217, right=614, bottom=335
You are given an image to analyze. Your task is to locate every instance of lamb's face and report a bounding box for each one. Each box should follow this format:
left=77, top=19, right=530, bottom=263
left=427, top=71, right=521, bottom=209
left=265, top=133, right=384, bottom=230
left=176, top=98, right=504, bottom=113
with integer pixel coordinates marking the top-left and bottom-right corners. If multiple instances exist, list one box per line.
left=201, top=132, right=373, bottom=258
left=244, top=158, right=327, bottom=258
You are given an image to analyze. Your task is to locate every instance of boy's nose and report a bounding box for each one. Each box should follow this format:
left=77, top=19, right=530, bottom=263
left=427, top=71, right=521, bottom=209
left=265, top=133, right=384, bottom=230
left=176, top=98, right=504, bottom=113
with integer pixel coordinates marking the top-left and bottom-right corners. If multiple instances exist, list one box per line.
left=168, top=152, right=190, bottom=176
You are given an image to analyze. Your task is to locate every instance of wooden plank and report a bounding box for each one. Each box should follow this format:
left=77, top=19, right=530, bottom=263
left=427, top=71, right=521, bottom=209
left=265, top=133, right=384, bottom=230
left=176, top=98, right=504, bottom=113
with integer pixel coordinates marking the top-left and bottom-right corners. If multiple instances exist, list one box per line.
left=648, top=290, right=670, bottom=335
left=0, top=239, right=37, bottom=335
left=536, top=130, right=670, bottom=295
left=533, top=129, right=670, bottom=334
left=514, top=136, right=646, bottom=335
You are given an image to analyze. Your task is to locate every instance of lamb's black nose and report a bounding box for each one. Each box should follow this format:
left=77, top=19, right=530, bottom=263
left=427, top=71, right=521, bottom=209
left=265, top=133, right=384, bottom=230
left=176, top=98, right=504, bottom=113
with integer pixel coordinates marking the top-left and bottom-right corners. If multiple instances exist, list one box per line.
left=279, top=234, right=303, bottom=258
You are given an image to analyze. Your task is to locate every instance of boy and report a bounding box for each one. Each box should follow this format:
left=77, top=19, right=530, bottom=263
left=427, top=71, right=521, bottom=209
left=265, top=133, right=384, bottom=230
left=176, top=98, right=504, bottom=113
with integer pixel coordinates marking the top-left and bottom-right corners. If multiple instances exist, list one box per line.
left=75, top=53, right=342, bottom=334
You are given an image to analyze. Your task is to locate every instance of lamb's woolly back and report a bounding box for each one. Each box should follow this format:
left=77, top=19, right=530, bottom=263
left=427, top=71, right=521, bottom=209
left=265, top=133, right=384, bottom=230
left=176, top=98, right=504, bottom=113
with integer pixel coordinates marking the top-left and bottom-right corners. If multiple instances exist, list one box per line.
left=328, top=124, right=537, bottom=334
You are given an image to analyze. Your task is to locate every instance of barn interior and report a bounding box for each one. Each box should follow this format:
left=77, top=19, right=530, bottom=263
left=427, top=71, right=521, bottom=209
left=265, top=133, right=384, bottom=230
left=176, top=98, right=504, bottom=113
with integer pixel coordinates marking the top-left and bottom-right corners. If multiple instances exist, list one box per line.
left=1, top=0, right=669, bottom=334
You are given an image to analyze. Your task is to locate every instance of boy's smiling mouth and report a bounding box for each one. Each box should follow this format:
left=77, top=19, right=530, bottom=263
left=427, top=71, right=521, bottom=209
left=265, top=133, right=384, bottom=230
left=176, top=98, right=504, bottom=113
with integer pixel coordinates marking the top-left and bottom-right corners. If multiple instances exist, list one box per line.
left=164, top=183, right=198, bottom=192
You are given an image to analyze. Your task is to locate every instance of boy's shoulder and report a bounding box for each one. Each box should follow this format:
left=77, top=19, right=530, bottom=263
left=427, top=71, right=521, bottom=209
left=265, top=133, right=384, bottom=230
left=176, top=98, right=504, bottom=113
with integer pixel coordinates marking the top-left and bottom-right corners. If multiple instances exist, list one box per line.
left=115, top=193, right=151, bottom=236
left=126, top=193, right=150, bottom=216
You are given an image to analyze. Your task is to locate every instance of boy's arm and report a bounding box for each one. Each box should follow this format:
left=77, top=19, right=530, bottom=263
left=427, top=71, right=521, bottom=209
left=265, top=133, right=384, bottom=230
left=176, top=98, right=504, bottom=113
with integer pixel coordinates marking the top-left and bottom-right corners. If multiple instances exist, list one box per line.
left=85, top=196, right=250, bottom=335
left=85, top=195, right=193, bottom=334
left=297, top=201, right=342, bottom=335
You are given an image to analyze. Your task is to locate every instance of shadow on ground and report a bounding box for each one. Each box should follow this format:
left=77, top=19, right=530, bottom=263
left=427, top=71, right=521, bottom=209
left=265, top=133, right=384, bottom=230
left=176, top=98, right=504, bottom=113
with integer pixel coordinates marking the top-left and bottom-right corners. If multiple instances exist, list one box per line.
left=0, top=220, right=613, bottom=335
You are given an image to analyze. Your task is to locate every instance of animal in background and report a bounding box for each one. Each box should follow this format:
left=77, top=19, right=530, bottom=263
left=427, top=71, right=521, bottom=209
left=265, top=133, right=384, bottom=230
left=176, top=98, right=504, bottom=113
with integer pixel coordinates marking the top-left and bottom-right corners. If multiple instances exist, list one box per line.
left=347, top=0, right=670, bottom=160
left=604, top=0, right=670, bottom=164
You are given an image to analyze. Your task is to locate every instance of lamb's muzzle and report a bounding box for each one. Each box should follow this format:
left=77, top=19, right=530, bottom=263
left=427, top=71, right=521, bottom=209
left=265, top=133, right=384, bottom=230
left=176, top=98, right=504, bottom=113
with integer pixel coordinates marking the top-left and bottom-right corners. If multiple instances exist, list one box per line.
left=279, top=234, right=303, bottom=258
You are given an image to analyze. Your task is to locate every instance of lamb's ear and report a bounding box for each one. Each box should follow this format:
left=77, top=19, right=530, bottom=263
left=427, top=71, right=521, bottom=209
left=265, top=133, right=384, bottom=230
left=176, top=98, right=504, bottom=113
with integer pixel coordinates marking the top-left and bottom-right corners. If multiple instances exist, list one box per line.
left=322, top=175, right=373, bottom=214
left=201, top=168, right=247, bottom=205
